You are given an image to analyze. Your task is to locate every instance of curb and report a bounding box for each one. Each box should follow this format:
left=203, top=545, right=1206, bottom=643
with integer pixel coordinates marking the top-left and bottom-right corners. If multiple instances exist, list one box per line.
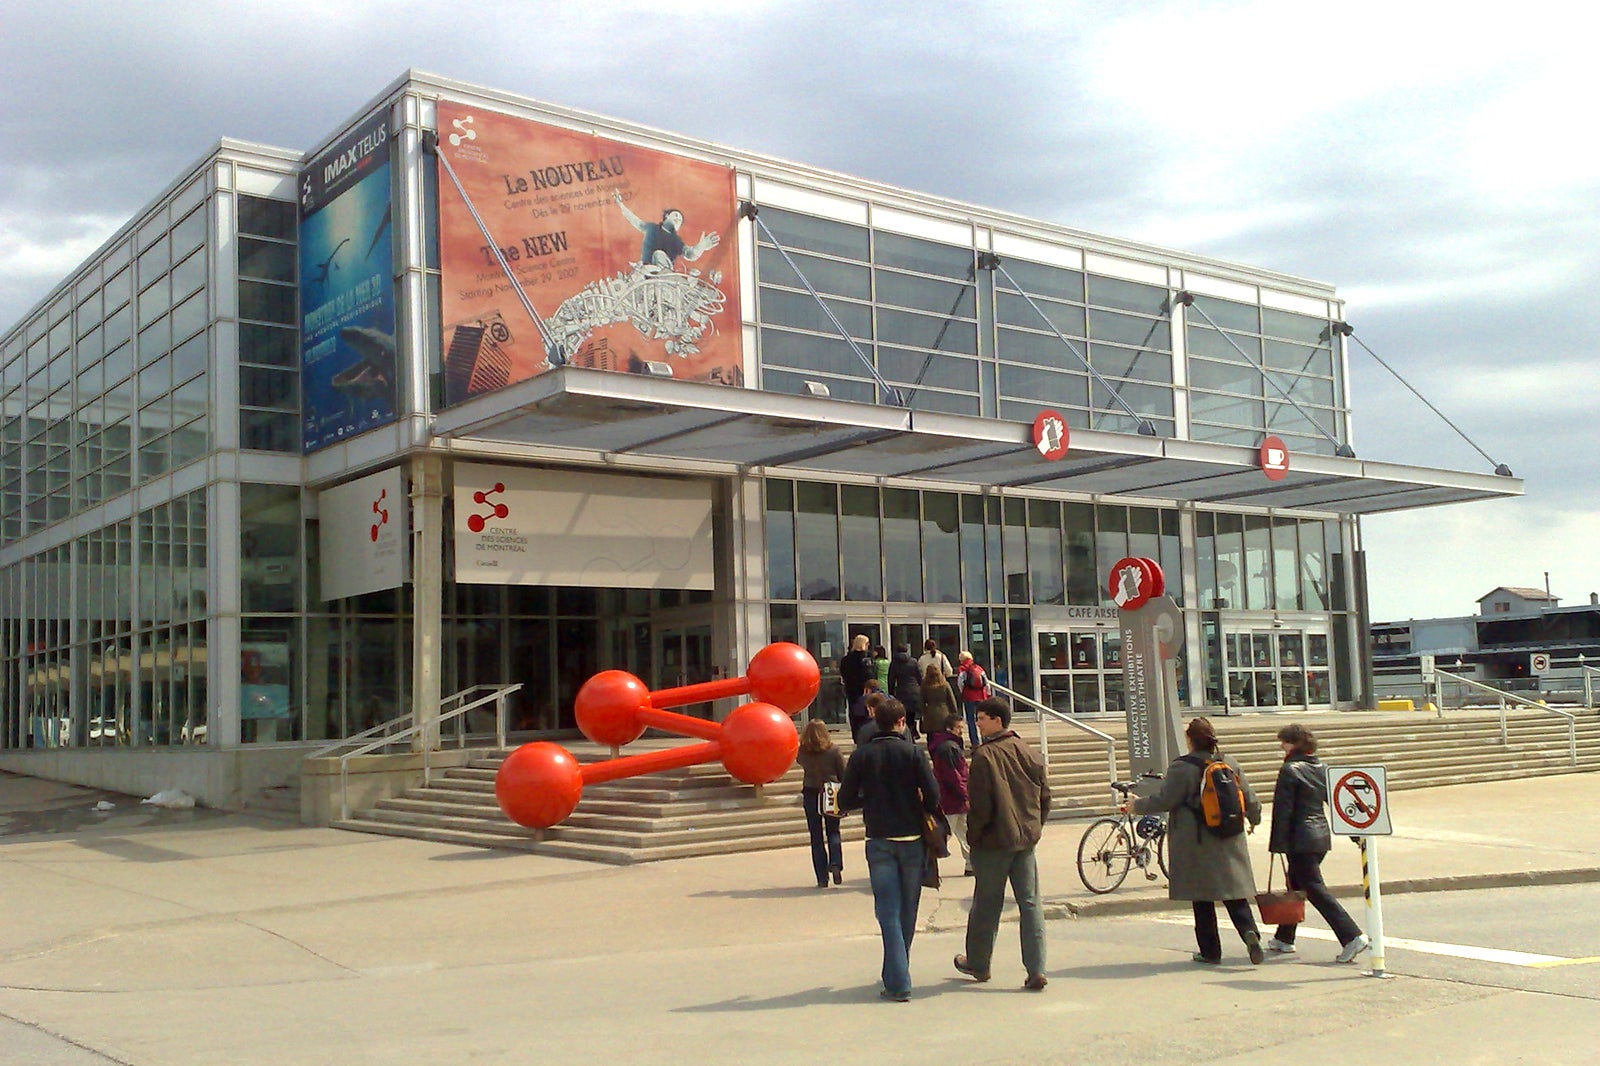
left=926, top=865, right=1600, bottom=931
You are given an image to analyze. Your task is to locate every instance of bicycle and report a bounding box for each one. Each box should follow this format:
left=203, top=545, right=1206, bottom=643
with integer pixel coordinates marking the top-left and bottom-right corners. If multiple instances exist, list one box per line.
left=1075, top=781, right=1168, bottom=894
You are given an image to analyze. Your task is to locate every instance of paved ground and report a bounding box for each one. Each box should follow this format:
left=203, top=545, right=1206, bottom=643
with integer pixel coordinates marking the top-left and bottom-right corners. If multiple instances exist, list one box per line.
left=2, top=768, right=1598, bottom=1064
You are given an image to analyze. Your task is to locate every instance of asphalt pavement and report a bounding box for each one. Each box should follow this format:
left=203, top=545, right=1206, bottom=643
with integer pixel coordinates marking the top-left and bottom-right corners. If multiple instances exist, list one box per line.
left=2, top=767, right=1598, bottom=1064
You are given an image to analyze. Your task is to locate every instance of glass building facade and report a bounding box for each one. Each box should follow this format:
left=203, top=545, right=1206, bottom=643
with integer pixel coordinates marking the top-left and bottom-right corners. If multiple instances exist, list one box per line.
left=0, top=73, right=1517, bottom=807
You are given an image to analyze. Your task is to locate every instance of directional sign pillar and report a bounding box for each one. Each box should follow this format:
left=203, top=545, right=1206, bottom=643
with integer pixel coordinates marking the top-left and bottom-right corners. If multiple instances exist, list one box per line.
left=1110, top=557, right=1184, bottom=785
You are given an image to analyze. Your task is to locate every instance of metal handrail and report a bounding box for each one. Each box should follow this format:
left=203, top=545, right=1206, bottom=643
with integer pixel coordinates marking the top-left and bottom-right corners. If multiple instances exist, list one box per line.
left=1426, top=668, right=1576, bottom=766
left=989, top=681, right=1119, bottom=794
left=1581, top=664, right=1600, bottom=710
left=335, top=683, right=523, bottom=821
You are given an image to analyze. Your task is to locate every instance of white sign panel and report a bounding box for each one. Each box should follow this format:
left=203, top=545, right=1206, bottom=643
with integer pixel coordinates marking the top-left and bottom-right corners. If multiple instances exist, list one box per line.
left=318, top=466, right=408, bottom=602
left=454, top=464, right=714, bottom=589
left=1530, top=653, right=1550, bottom=674
left=1325, top=765, right=1392, bottom=836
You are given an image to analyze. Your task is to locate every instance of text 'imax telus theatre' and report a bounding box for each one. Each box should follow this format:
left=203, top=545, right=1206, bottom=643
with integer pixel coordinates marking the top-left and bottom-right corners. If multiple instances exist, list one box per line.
left=0, top=71, right=1519, bottom=808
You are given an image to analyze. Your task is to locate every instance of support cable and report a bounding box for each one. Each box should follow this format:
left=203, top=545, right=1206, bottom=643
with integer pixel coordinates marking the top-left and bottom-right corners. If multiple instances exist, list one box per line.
left=424, top=131, right=566, bottom=366
left=1338, top=324, right=1513, bottom=477
left=743, top=203, right=902, bottom=406
left=1179, top=292, right=1354, bottom=458
left=987, top=255, right=1158, bottom=436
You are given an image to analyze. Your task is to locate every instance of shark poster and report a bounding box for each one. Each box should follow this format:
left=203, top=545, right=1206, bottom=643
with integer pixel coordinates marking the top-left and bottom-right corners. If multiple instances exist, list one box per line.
left=435, top=103, right=743, bottom=404
left=299, top=111, right=398, bottom=452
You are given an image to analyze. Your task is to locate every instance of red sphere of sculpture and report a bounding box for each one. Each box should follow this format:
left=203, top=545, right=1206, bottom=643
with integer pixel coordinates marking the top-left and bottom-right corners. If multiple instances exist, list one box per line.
left=495, top=742, right=584, bottom=828
left=718, top=702, right=799, bottom=784
left=745, top=641, right=820, bottom=715
left=574, top=670, right=650, bottom=747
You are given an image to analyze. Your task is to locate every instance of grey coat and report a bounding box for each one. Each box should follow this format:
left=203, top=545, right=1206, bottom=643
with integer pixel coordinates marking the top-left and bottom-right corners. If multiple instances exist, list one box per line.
left=1132, top=751, right=1262, bottom=902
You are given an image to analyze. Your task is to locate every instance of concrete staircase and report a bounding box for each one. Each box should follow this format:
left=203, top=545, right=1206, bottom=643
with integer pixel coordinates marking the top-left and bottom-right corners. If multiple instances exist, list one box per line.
left=332, top=708, right=1600, bottom=864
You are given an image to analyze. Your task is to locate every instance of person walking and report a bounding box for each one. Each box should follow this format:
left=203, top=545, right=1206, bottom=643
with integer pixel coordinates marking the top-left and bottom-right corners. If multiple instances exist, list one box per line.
left=872, top=645, right=891, bottom=691
left=796, top=719, right=847, bottom=889
left=918, top=663, right=959, bottom=739
left=838, top=698, right=941, bottom=1003
left=926, top=711, right=972, bottom=877
left=888, top=645, right=923, bottom=736
left=839, top=635, right=874, bottom=708
left=956, top=651, right=990, bottom=744
left=1129, top=716, right=1265, bottom=965
left=918, top=638, right=954, bottom=681
left=954, top=697, right=1051, bottom=990
left=848, top=679, right=883, bottom=744
left=1266, top=723, right=1369, bottom=963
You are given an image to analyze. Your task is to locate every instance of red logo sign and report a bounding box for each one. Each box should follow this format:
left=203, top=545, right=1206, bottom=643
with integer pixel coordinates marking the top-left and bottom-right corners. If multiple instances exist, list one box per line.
left=369, top=488, right=390, bottom=542
left=468, top=483, right=510, bottom=533
left=1032, top=410, right=1069, bottom=461
left=1259, top=435, right=1290, bottom=481
left=1108, top=556, right=1165, bottom=610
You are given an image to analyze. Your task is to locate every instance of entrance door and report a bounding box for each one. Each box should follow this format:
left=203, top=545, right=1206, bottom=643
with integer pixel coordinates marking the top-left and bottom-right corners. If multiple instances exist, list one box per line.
left=656, top=623, right=713, bottom=717
left=1222, top=625, right=1332, bottom=710
left=1037, top=627, right=1123, bottom=715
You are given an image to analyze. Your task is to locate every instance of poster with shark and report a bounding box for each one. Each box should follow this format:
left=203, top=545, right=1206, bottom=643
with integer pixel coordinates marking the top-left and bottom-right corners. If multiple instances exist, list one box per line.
left=299, top=110, right=398, bottom=452
left=435, top=102, right=743, bottom=404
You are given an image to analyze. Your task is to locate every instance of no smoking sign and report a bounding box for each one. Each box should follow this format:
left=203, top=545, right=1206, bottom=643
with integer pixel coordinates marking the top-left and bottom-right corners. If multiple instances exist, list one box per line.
left=1326, top=765, right=1392, bottom=836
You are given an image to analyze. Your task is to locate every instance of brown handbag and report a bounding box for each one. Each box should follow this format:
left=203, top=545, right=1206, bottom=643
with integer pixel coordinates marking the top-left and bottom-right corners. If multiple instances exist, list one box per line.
left=1255, top=855, right=1307, bottom=925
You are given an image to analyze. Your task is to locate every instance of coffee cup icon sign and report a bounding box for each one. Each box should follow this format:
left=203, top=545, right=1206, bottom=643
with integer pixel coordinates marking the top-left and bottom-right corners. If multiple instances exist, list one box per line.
left=1259, top=435, right=1290, bottom=481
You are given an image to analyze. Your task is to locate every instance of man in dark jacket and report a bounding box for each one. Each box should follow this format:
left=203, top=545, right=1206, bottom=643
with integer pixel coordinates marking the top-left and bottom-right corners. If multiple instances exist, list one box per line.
left=954, top=697, right=1051, bottom=991
left=888, top=645, right=923, bottom=734
left=839, top=698, right=941, bottom=1003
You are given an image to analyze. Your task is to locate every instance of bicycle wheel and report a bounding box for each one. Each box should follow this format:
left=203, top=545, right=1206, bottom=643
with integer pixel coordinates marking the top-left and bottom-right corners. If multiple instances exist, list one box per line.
left=1156, top=829, right=1168, bottom=880
left=1077, top=818, right=1133, bottom=894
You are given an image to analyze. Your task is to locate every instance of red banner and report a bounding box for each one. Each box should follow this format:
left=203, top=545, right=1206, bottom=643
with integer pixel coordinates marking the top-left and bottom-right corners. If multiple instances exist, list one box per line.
left=436, top=103, right=743, bottom=402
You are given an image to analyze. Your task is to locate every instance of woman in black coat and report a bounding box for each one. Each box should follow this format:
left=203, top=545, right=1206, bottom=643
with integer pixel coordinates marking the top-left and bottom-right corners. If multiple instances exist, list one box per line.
left=1267, top=724, right=1368, bottom=963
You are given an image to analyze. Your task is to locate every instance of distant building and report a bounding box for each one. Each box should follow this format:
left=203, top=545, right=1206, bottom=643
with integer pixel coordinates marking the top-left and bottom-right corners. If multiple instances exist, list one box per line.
left=1373, top=588, right=1600, bottom=694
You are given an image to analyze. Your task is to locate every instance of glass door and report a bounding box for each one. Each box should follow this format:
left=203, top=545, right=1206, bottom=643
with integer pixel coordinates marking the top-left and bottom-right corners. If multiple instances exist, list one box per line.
left=1222, top=624, right=1332, bottom=710
left=1036, top=626, right=1123, bottom=715
left=802, top=616, right=847, bottom=723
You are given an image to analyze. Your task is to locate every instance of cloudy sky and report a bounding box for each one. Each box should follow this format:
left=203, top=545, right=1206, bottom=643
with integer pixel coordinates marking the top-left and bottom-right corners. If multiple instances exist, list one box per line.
left=2, top=0, right=1594, bottom=621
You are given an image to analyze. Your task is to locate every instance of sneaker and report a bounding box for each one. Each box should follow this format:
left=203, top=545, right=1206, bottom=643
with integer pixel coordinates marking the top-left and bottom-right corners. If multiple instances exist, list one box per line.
left=1335, top=934, right=1370, bottom=964
left=1244, top=930, right=1264, bottom=965
left=1023, top=974, right=1048, bottom=991
left=953, top=954, right=991, bottom=982
left=1267, top=938, right=1297, bottom=954
left=1191, top=953, right=1221, bottom=965
left=879, top=988, right=910, bottom=1003
left=831, top=867, right=842, bottom=885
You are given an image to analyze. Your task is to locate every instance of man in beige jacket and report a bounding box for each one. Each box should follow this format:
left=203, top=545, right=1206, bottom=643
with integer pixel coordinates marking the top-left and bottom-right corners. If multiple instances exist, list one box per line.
left=953, top=697, right=1051, bottom=991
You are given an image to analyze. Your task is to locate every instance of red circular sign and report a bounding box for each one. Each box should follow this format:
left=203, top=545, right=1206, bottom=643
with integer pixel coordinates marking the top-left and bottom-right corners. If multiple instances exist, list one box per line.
left=1032, top=410, right=1070, bottom=461
left=1259, top=435, right=1290, bottom=481
left=1108, top=556, right=1163, bottom=610
left=1333, top=771, right=1381, bottom=829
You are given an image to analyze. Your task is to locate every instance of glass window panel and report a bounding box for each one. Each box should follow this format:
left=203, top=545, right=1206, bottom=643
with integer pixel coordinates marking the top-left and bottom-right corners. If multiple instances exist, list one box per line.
left=1191, top=392, right=1265, bottom=425
left=1244, top=514, right=1272, bottom=610
left=922, top=491, right=960, bottom=604
left=104, top=305, right=131, bottom=350
left=998, top=364, right=1089, bottom=408
left=104, top=268, right=131, bottom=311
left=138, top=277, right=170, bottom=328
left=873, top=232, right=973, bottom=277
left=960, top=494, right=987, bottom=603
left=906, top=387, right=981, bottom=416
left=997, top=292, right=1085, bottom=336
left=882, top=488, right=920, bottom=602
left=139, top=354, right=171, bottom=406
left=171, top=207, right=206, bottom=257
left=1190, top=295, right=1259, bottom=333
left=1088, top=308, right=1169, bottom=349
left=757, top=207, right=868, bottom=261
left=1187, top=324, right=1261, bottom=363
left=876, top=347, right=979, bottom=392
left=1002, top=497, right=1027, bottom=604
left=170, top=332, right=207, bottom=385
left=1063, top=502, right=1097, bottom=605
left=875, top=306, right=976, bottom=353
left=240, top=484, right=301, bottom=612
left=839, top=484, right=882, bottom=601
left=170, top=289, right=207, bottom=345
left=1273, top=516, right=1300, bottom=611
left=1300, top=518, right=1328, bottom=609
left=1027, top=498, right=1063, bottom=605
left=874, top=271, right=976, bottom=316
left=758, top=288, right=871, bottom=340
left=239, top=323, right=297, bottom=367
left=756, top=245, right=870, bottom=299
left=1266, top=402, right=1336, bottom=438
left=240, top=366, right=297, bottom=410
left=760, top=367, right=877, bottom=404
left=1089, top=343, right=1171, bottom=384
left=1091, top=379, right=1173, bottom=418
left=1086, top=275, right=1169, bottom=316
left=1262, top=308, right=1330, bottom=345
left=795, top=481, right=840, bottom=600
left=238, top=197, right=296, bottom=240
left=138, top=317, right=170, bottom=366
left=171, top=250, right=206, bottom=302
left=997, top=325, right=1085, bottom=369
left=1265, top=372, right=1335, bottom=407
left=1189, top=357, right=1260, bottom=394
left=138, top=239, right=170, bottom=281
left=1264, top=338, right=1333, bottom=376
left=1188, top=422, right=1260, bottom=446
left=171, top=375, right=208, bottom=427
left=985, top=497, right=1004, bottom=603
left=240, top=409, right=298, bottom=452
left=995, top=259, right=1083, bottom=303
left=758, top=329, right=874, bottom=382
left=238, top=237, right=296, bottom=283
left=764, top=478, right=795, bottom=600
left=238, top=281, right=296, bottom=325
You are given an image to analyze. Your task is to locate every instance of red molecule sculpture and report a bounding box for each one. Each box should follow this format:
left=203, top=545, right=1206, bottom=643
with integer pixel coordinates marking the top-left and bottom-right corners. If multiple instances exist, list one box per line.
left=494, top=642, right=820, bottom=829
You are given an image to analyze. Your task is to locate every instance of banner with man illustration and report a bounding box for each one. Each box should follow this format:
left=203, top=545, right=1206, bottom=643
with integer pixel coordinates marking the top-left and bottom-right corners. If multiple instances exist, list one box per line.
left=435, top=103, right=743, bottom=404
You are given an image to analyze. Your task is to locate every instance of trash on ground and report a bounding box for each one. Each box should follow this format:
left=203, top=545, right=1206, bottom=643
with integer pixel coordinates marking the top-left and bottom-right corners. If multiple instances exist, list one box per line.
left=141, top=789, right=196, bottom=809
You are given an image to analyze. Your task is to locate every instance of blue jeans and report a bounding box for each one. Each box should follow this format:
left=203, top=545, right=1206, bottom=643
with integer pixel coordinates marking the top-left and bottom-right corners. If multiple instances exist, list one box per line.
left=865, top=837, right=925, bottom=996
left=963, top=701, right=980, bottom=746
left=964, top=846, right=1045, bottom=978
left=802, top=789, right=843, bottom=884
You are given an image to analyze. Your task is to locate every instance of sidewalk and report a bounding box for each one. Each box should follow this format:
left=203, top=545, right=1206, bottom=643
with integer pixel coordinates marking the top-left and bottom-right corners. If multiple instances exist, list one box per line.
left=2, top=768, right=1597, bottom=1064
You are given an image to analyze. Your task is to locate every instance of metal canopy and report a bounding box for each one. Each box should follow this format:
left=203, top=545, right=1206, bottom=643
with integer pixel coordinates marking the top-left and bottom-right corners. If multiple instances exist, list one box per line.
left=428, top=368, right=1522, bottom=515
